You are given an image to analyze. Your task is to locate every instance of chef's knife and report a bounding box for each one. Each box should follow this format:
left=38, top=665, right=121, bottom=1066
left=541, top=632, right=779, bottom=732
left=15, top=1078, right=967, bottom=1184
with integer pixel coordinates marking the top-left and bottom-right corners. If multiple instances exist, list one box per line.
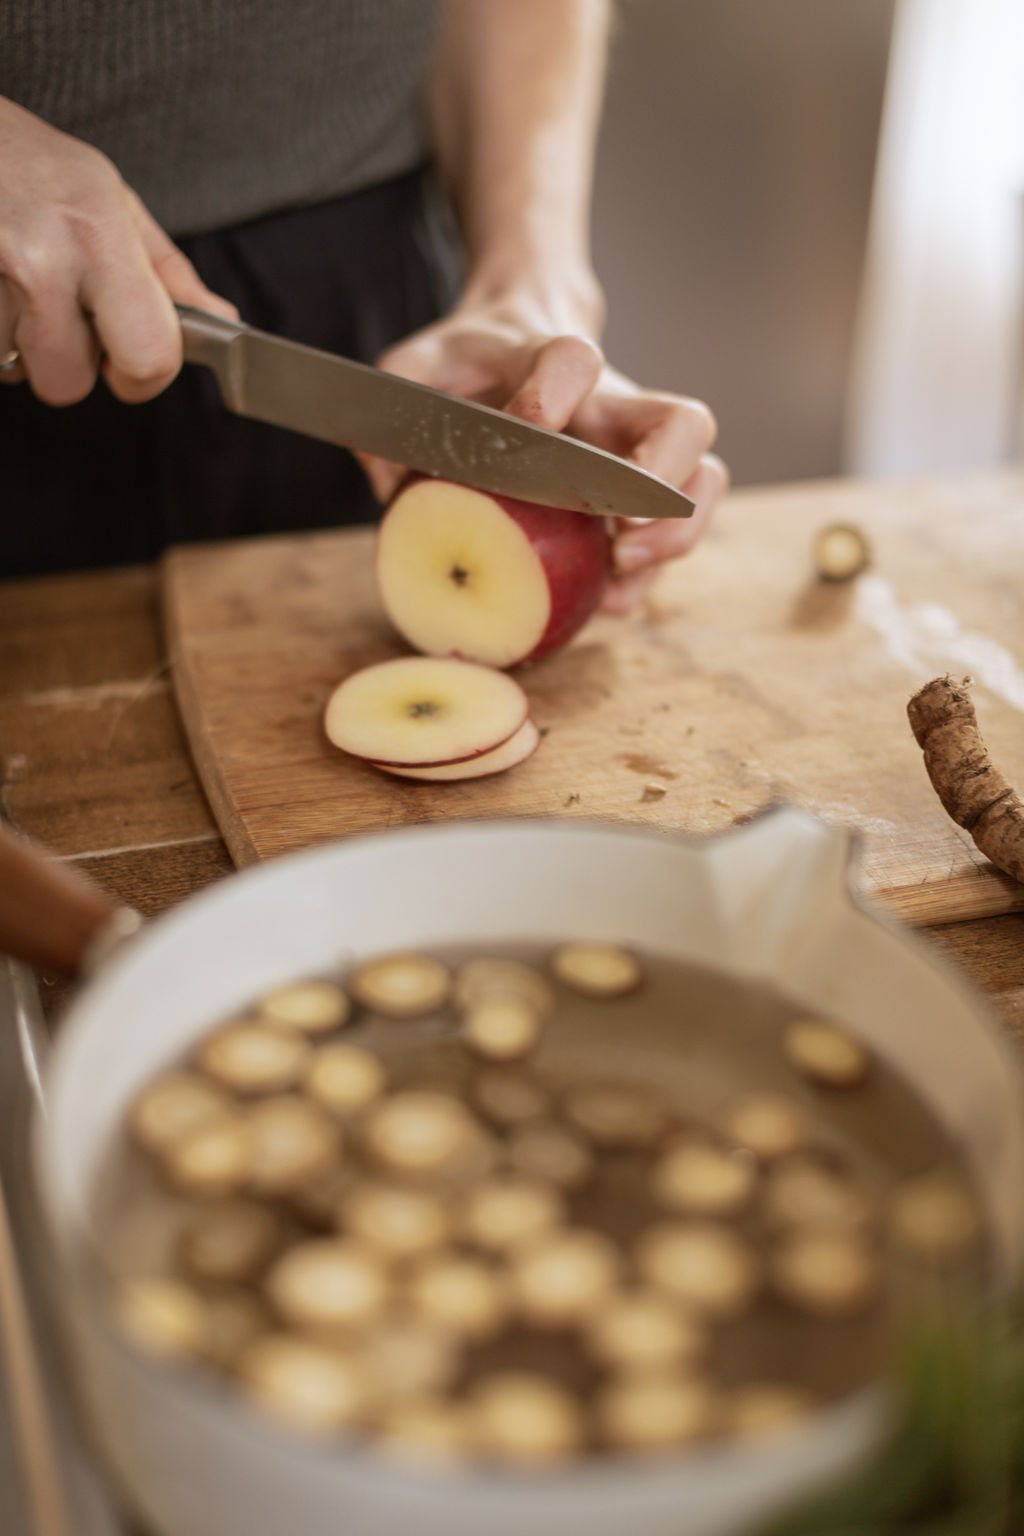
left=177, top=305, right=694, bottom=521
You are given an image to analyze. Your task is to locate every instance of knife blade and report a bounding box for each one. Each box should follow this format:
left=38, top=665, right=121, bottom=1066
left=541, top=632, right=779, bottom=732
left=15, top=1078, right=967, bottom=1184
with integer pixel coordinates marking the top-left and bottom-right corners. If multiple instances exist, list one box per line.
left=177, top=305, right=694, bottom=521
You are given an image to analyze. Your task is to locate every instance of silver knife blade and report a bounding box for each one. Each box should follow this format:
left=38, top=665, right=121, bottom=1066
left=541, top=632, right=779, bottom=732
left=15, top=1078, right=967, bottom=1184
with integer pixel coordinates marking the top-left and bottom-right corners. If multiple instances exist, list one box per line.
left=177, top=305, right=693, bottom=520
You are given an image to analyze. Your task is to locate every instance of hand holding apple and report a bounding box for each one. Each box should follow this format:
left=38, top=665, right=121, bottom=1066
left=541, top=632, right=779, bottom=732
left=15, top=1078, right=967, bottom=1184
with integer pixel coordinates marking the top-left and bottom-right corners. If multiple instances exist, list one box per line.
left=358, top=285, right=727, bottom=613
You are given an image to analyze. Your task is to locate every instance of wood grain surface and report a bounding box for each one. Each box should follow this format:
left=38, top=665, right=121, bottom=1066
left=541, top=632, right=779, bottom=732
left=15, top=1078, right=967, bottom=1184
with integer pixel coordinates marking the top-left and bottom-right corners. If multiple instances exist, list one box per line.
left=0, top=565, right=233, bottom=1021
left=2, top=519, right=1024, bottom=1034
left=163, top=473, right=1024, bottom=926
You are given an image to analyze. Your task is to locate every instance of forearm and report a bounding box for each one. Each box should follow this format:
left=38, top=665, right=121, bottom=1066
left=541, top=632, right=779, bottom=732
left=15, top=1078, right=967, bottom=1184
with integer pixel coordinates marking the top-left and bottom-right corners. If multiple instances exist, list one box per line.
left=429, top=0, right=611, bottom=330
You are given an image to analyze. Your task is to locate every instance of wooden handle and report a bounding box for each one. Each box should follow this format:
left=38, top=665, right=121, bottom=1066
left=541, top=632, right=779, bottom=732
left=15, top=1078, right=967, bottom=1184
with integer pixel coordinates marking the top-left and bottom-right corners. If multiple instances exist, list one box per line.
left=0, top=826, right=119, bottom=976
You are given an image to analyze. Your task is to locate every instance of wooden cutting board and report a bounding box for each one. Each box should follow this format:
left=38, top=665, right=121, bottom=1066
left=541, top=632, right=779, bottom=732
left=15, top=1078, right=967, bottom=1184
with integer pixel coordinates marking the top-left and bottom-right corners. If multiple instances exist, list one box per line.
left=164, top=472, right=1024, bottom=925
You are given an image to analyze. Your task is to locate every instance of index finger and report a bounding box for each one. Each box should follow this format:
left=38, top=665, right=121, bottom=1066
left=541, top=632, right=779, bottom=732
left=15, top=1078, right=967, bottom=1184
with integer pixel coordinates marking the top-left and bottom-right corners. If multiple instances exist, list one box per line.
left=79, top=223, right=183, bottom=403
left=503, top=335, right=604, bottom=431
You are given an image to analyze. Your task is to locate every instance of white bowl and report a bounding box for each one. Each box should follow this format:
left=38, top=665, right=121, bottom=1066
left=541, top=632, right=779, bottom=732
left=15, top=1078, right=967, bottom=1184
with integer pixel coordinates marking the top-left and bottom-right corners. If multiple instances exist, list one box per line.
left=34, top=809, right=1024, bottom=1536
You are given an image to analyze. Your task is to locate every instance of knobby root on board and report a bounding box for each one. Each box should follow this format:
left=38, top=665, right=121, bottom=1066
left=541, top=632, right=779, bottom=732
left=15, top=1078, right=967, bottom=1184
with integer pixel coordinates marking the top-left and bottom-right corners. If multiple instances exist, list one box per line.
left=907, top=675, right=1024, bottom=885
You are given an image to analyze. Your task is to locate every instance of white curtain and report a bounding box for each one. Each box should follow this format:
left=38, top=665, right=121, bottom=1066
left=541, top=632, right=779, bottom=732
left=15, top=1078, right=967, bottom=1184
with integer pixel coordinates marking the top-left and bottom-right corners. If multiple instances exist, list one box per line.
left=844, top=0, right=1024, bottom=477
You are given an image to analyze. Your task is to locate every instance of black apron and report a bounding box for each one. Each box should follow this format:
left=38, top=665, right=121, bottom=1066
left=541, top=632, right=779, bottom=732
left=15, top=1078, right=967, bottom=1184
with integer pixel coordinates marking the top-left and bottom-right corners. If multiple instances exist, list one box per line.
left=0, top=166, right=461, bottom=578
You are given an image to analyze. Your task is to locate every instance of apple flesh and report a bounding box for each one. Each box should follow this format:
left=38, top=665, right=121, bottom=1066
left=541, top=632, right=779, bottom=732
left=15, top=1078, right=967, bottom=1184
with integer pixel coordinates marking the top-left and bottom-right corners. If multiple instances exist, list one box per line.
left=376, top=477, right=612, bottom=669
left=324, top=656, right=528, bottom=768
left=371, top=718, right=541, bottom=782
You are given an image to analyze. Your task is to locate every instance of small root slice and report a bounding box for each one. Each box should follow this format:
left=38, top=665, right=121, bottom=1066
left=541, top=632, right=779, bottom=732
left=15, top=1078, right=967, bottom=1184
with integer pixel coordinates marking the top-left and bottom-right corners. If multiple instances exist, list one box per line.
left=197, top=1023, right=311, bottom=1096
left=258, top=981, right=350, bottom=1034
left=783, top=1020, right=870, bottom=1089
left=304, top=1042, right=387, bottom=1116
left=462, top=994, right=544, bottom=1061
left=813, top=523, right=870, bottom=582
left=549, top=942, right=643, bottom=998
left=116, top=1279, right=209, bottom=1362
left=349, top=953, right=451, bottom=1018
left=468, top=1372, right=585, bottom=1464
left=266, top=1238, right=391, bottom=1332
left=907, top=676, right=1024, bottom=884
left=237, top=1334, right=367, bottom=1434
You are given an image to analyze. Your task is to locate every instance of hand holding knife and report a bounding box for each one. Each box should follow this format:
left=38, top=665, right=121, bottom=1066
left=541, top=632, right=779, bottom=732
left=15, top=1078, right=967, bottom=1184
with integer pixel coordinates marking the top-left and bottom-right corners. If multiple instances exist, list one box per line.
left=176, top=306, right=695, bottom=523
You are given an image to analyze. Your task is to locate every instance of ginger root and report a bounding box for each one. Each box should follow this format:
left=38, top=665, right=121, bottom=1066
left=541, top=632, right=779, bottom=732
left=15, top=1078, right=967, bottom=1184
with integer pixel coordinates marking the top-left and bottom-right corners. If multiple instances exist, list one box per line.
left=907, top=676, right=1024, bottom=883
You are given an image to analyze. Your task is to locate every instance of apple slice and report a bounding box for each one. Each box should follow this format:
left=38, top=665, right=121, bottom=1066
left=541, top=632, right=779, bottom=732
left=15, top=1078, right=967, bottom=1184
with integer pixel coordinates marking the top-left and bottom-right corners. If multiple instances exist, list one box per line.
left=325, top=656, right=527, bottom=767
left=371, top=718, right=540, bottom=782
left=376, top=477, right=612, bottom=668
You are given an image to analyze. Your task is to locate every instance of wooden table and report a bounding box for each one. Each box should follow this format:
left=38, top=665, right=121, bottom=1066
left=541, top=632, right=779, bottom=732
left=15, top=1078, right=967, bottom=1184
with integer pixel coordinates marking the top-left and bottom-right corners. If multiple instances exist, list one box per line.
left=4, top=529, right=1024, bottom=1048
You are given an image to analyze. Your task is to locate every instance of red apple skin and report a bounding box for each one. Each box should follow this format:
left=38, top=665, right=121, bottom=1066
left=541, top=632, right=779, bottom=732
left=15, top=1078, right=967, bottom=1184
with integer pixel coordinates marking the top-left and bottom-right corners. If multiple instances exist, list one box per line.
left=496, top=493, right=613, bottom=661
left=378, top=476, right=614, bottom=666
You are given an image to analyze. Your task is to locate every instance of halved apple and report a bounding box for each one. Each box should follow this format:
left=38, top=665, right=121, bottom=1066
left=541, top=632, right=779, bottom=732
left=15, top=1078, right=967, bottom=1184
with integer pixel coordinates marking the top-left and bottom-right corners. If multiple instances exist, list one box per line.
left=376, top=477, right=612, bottom=668
left=324, top=656, right=527, bottom=767
left=371, top=719, right=540, bottom=782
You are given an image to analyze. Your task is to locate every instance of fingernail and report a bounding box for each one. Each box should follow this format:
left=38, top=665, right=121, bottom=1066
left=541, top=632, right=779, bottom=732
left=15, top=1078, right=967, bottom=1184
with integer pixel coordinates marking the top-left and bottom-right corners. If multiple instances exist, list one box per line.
left=615, top=542, right=653, bottom=573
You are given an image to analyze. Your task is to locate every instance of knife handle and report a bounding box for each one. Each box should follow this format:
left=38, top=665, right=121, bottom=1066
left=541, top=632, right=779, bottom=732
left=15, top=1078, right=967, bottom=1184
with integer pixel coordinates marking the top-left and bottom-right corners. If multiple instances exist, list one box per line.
left=177, top=303, right=249, bottom=410
left=0, top=825, right=139, bottom=977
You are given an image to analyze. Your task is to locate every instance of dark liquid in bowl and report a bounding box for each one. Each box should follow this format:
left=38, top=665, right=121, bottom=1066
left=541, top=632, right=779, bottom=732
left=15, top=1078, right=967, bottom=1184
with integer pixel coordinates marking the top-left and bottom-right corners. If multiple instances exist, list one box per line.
left=93, top=943, right=989, bottom=1443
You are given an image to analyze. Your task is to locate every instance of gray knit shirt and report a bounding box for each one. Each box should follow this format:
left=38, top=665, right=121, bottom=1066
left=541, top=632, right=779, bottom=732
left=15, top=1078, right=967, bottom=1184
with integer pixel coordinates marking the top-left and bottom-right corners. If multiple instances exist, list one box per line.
left=2, top=0, right=442, bottom=236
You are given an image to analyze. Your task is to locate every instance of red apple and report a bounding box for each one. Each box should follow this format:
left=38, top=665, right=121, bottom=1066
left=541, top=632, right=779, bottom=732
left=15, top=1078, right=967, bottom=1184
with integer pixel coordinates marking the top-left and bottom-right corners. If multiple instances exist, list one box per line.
left=371, top=718, right=541, bottom=782
left=324, top=656, right=528, bottom=768
left=376, top=477, right=612, bottom=669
